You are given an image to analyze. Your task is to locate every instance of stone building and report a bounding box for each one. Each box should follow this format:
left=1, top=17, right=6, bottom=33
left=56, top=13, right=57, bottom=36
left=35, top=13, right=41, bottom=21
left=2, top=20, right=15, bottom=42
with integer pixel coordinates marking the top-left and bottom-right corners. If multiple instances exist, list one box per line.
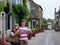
left=0, top=0, right=19, bottom=37
left=26, top=0, right=30, bottom=12
left=0, top=11, right=5, bottom=37
left=0, top=0, right=43, bottom=37
left=47, top=19, right=53, bottom=29
left=30, top=0, right=43, bottom=29
left=54, top=6, right=60, bottom=31
left=0, top=0, right=31, bottom=37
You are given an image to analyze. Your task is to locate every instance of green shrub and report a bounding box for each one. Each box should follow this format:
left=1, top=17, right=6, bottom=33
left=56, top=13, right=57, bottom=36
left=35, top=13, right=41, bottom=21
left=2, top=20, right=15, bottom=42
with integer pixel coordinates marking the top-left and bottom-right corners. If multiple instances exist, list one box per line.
left=32, top=28, right=36, bottom=31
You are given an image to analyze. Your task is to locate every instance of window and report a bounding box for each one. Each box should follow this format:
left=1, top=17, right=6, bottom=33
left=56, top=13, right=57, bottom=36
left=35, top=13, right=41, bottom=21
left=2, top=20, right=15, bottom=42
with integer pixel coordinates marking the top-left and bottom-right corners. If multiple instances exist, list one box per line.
left=13, top=0, right=19, bottom=4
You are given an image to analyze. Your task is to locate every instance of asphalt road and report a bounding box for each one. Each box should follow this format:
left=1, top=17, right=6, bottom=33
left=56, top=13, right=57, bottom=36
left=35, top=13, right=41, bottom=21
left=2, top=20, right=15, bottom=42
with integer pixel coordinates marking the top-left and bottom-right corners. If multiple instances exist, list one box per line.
left=28, top=30, right=60, bottom=45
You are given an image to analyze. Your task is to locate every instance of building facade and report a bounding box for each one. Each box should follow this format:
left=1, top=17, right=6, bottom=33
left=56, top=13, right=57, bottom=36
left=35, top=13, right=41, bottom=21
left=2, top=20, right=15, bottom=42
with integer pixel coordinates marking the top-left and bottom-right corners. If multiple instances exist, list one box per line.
left=30, top=0, right=43, bottom=29
left=0, top=0, right=31, bottom=37
left=0, top=11, right=5, bottom=37
left=54, top=7, right=60, bottom=31
left=39, top=6, right=43, bottom=29
left=47, top=19, right=53, bottom=29
left=0, top=0, right=43, bottom=37
left=0, top=0, right=23, bottom=37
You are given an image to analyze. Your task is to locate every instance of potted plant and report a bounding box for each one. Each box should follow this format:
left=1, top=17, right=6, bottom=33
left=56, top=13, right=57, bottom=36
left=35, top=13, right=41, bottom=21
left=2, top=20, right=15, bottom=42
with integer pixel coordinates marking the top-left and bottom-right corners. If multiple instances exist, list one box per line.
left=28, top=29, right=32, bottom=40
left=32, top=28, right=36, bottom=37
left=36, top=29, right=38, bottom=33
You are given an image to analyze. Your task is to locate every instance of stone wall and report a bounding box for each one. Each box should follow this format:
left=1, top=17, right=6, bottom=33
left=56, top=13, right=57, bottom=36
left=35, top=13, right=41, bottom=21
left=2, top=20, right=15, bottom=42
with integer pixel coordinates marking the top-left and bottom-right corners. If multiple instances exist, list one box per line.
left=30, top=0, right=43, bottom=29
left=30, top=0, right=40, bottom=18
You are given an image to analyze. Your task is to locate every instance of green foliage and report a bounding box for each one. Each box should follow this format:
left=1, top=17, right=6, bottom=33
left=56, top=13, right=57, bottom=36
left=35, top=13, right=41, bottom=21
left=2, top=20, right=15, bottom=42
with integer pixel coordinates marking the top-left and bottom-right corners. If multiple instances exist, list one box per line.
left=25, top=20, right=28, bottom=26
left=28, top=13, right=32, bottom=19
left=42, top=18, right=48, bottom=28
left=32, top=28, right=36, bottom=31
left=0, top=2, right=6, bottom=12
left=42, top=18, right=47, bottom=24
left=23, top=0, right=27, bottom=7
left=12, top=4, right=28, bottom=17
left=11, top=4, right=31, bottom=25
left=55, top=21, right=58, bottom=24
left=10, top=7, right=16, bottom=17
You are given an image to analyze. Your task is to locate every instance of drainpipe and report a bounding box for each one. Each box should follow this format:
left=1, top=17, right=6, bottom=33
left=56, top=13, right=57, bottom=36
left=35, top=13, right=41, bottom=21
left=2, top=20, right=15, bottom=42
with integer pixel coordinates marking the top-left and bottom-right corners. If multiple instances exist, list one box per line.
left=4, top=0, right=10, bottom=30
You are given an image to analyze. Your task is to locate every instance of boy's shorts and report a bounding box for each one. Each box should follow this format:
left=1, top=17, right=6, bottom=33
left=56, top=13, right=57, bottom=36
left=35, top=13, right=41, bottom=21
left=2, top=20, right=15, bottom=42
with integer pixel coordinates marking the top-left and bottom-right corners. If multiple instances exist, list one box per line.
left=19, top=40, right=28, bottom=45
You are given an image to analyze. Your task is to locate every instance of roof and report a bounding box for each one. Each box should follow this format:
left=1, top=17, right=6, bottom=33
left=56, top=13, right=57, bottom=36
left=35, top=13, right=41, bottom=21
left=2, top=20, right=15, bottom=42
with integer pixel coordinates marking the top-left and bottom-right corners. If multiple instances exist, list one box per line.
left=47, top=19, right=53, bottom=22
left=56, top=10, right=60, bottom=15
left=39, top=5, right=43, bottom=11
left=30, top=0, right=43, bottom=11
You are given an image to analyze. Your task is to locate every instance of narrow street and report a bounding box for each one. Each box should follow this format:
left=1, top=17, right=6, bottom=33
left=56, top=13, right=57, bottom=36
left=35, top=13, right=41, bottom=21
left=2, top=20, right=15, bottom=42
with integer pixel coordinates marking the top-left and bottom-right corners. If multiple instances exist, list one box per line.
left=28, top=30, right=60, bottom=45
left=0, top=0, right=60, bottom=45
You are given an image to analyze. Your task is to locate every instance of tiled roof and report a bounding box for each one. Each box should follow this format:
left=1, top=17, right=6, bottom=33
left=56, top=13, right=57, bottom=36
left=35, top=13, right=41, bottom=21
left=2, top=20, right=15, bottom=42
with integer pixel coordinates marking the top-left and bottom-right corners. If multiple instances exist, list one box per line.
left=47, top=19, right=53, bottom=22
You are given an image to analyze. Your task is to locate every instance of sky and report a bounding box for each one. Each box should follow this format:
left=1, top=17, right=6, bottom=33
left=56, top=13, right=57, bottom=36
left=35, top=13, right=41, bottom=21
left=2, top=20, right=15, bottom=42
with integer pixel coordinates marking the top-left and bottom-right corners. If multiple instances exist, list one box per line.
left=33, top=0, right=60, bottom=19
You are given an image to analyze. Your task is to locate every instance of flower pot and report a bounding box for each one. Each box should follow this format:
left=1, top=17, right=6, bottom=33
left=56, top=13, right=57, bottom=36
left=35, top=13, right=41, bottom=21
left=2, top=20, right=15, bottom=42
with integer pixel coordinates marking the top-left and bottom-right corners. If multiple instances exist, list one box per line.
left=35, top=30, right=37, bottom=34
left=32, top=31, right=35, bottom=37
left=28, top=32, right=32, bottom=40
left=36, top=30, right=38, bottom=33
left=37, top=30, right=39, bottom=33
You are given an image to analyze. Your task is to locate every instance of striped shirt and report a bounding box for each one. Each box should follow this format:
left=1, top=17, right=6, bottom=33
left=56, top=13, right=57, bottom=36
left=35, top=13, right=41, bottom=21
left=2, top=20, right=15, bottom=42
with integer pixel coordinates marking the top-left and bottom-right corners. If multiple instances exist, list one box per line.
left=19, top=26, right=29, bottom=40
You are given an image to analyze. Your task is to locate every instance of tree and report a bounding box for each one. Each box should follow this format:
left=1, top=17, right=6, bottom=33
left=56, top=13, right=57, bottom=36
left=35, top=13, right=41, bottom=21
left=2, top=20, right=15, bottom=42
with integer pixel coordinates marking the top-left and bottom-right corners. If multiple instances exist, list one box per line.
left=41, top=18, right=48, bottom=29
left=23, top=0, right=27, bottom=7
left=0, top=2, right=6, bottom=12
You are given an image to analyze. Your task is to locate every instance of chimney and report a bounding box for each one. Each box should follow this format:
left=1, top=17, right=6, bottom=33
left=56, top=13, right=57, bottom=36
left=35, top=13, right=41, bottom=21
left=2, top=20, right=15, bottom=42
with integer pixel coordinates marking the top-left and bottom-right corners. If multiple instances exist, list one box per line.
left=55, top=8, right=56, bottom=14
left=59, top=6, right=60, bottom=10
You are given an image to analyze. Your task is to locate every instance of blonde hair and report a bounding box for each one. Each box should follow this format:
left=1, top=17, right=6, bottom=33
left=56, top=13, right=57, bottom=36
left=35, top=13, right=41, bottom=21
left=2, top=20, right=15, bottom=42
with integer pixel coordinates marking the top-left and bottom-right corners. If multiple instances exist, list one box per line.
left=14, top=23, right=19, bottom=28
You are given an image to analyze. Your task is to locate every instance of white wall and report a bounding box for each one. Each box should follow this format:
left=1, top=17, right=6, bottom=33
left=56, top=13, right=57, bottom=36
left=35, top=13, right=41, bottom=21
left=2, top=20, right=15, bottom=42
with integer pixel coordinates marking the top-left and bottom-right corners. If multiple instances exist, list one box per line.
left=48, top=22, right=52, bottom=29
left=0, top=11, right=5, bottom=38
left=0, top=12, right=2, bottom=37
left=10, top=16, right=12, bottom=29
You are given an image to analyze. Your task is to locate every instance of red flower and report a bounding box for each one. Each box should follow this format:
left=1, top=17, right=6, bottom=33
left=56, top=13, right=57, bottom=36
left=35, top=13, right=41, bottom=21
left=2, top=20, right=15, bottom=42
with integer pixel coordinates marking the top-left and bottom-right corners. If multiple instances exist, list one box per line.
left=0, top=37, right=7, bottom=45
